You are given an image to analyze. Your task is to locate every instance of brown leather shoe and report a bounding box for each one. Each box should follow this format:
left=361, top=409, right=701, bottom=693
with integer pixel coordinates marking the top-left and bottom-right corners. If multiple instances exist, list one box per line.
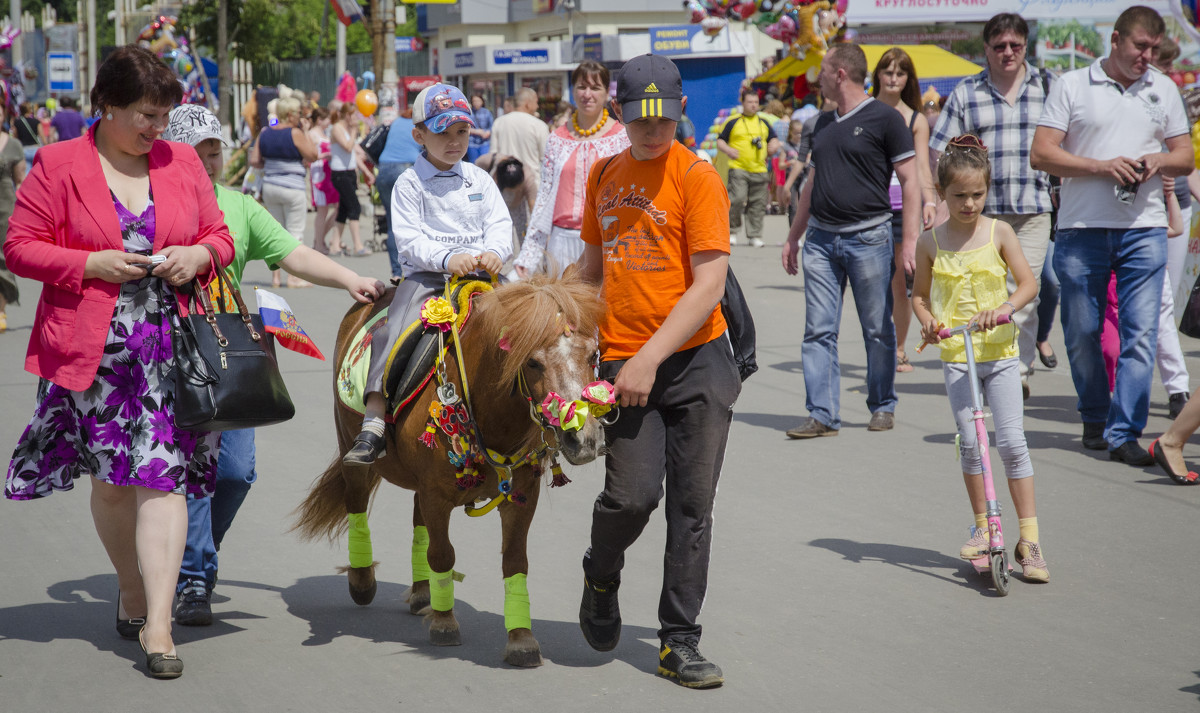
left=785, top=418, right=838, bottom=439
left=867, top=411, right=895, bottom=432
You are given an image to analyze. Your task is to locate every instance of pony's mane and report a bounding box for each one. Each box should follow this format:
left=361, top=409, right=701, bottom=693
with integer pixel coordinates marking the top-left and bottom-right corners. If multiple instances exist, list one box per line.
left=471, top=272, right=604, bottom=387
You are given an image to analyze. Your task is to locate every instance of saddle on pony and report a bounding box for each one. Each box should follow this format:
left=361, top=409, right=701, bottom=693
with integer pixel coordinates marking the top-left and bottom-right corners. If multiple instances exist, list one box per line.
left=337, top=278, right=493, bottom=419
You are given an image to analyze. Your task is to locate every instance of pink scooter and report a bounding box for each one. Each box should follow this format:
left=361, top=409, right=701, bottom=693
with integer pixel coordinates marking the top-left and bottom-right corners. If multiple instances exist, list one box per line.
left=926, top=315, right=1015, bottom=596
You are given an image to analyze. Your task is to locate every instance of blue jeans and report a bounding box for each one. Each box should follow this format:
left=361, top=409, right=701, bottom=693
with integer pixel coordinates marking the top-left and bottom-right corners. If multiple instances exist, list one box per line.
left=1036, top=239, right=1060, bottom=344
left=179, top=428, right=258, bottom=591
left=376, top=161, right=413, bottom=279
left=801, top=224, right=897, bottom=429
left=1054, top=227, right=1166, bottom=447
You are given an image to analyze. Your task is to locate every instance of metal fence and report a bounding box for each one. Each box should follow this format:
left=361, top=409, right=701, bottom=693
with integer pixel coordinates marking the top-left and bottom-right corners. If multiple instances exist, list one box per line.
left=253, top=51, right=430, bottom=100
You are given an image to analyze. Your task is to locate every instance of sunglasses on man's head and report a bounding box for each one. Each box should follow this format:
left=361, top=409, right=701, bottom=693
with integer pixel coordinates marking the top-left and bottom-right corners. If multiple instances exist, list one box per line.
left=989, top=41, right=1026, bottom=54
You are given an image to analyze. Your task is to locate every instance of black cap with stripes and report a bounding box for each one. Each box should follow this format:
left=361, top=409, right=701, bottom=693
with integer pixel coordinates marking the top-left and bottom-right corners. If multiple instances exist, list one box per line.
left=615, top=53, right=683, bottom=122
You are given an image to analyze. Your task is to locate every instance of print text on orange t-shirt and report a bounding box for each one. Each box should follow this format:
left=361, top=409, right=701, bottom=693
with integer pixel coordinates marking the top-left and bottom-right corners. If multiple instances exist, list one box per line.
left=581, top=141, right=730, bottom=361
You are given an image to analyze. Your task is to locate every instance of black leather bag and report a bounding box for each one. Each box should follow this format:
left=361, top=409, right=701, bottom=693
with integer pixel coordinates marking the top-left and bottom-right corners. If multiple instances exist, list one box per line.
left=171, top=248, right=295, bottom=431
left=722, top=267, right=758, bottom=382
left=360, top=122, right=390, bottom=165
left=1180, top=272, right=1200, bottom=339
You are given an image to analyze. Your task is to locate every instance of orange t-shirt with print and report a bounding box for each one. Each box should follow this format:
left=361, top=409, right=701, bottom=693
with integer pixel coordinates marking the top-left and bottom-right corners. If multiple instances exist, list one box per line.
left=581, top=141, right=730, bottom=361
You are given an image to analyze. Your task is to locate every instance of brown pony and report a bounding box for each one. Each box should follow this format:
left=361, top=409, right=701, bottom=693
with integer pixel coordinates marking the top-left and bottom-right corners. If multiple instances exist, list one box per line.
left=295, top=273, right=605, bottom=666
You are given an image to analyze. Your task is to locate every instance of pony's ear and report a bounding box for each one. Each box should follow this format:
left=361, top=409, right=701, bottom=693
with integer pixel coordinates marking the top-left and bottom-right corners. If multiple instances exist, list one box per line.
left=561, top=262, right=581, bottom=282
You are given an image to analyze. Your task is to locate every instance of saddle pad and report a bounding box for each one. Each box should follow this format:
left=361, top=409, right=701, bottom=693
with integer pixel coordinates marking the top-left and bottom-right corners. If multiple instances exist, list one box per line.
left=336, top=309, right=389, bottom=416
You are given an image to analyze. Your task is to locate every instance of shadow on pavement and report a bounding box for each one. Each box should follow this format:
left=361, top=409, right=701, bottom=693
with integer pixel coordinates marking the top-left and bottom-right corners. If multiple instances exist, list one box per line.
left=733, top=411, right=803, bottom=432
left=1180, top=670, right=1200, bottom=701
left=808, top=538, right=1000, bottom=597
left=0, top=573, right=264, bottom=653
left=279, top=574, right=660, bottom=671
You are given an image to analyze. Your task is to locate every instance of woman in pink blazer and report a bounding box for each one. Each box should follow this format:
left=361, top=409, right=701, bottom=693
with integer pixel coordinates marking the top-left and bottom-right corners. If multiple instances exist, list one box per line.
left=3, top=46, right=233, bottom=680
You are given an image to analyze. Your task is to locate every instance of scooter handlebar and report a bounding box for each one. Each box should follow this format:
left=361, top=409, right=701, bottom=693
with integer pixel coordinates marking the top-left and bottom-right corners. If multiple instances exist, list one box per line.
left=917, top=313, right=1013, bottom=353
left=938, top=313, right=1013, bottom=340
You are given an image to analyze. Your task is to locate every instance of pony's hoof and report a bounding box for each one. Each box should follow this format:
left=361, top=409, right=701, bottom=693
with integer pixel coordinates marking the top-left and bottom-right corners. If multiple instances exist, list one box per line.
left=405, top=582, right=431, bottom=614
left=504, top=644, right=543, bottom=667
left=429, top=626, right=462, bottom=646
left=349, top=581, right=376, bottom=606
left=340, top=564, right=378, bottom=606
left=408, top=593, right=431, bottom=615
left=348, top=579, right=377, bottom=606
left=504, top=628, right=543, bottom=667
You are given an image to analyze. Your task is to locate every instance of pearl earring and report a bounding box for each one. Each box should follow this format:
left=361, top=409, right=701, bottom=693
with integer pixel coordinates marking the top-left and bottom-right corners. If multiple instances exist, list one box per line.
left=106, top=112, right=113, bottom=120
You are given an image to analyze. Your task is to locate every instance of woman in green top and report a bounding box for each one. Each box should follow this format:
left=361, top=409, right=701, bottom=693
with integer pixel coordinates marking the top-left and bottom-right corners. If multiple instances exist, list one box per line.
left=161, top=105, right=384, bottom=626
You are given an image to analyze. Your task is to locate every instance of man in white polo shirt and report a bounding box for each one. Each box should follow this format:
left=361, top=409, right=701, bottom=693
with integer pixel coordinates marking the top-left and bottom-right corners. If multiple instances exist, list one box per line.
left=1031, top=5, right=1194, bottom=465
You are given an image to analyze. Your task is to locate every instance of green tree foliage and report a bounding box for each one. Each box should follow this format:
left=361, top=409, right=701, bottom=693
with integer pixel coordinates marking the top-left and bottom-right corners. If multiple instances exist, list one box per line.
left=181, top=0, right=376, bottom=64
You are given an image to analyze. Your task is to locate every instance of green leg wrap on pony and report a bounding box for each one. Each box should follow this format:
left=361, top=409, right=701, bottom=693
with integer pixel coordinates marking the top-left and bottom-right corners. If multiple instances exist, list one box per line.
left=347, top=512, right=373, bottom=568
left=503, top=574, right=532, bottom=631
left=411, top=525, right=432, bottom=583
left=429, top=569, right=455, bottom=612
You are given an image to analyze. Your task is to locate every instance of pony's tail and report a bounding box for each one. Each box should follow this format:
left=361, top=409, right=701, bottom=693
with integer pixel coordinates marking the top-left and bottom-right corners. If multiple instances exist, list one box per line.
left=292, top=454, right=383, bottom=542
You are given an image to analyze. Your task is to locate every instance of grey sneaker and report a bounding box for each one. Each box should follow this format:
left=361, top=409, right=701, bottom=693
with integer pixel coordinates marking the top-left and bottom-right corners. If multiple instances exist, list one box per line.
left=657, top=639, right=724, bottom=688
left=867, top=411, right=894, bottom=431
left=174, top=578, right=212, bottom=627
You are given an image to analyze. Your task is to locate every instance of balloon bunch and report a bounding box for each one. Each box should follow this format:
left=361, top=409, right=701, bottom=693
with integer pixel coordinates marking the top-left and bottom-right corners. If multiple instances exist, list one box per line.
left=137, top=15, right=210, bottom=106
left=684, top=0, right=847, bottom=60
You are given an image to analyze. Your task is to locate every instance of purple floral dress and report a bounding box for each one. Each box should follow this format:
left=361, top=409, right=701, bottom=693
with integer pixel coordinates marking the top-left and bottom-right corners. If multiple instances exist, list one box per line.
left=4, top=195, right=220, bottom=500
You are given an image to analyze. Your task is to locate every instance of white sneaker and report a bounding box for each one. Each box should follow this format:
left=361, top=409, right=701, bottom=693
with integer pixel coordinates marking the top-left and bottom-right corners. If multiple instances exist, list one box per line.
left=729, top=233, right=739, bottom=246
left=749, top=237, right=765, bottom=248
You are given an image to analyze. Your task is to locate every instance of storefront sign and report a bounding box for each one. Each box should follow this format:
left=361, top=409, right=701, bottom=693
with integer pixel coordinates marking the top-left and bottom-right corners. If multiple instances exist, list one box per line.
left=454, top=51, right=479, bottom=70
left=848, top=0, right=1172, bottom=23
left=493, top=48, right=550, bottom=65
left=650, top=25, right=730, bottom=56
left=573, top=33, right=604, bottom=62
left=395, top=36, right=425, bottom=53
left=533, top=0, right=556, bottom=13
left=47, top=52, right=76, bottom=93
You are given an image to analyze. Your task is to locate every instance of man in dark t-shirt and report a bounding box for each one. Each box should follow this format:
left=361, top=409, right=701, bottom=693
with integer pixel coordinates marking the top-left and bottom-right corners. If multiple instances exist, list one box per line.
left=49, top=97, right=86, bottom=142
left=781, top=43, right=921, bottom=439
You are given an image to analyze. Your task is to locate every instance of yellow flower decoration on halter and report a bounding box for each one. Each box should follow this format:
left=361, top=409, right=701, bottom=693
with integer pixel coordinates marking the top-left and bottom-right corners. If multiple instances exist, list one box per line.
left=420, top=297, right=456, bottom=332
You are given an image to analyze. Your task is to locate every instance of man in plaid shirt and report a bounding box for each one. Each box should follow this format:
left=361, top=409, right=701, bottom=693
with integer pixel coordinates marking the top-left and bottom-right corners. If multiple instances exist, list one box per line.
left=930, top=13, right=1054, bottom=400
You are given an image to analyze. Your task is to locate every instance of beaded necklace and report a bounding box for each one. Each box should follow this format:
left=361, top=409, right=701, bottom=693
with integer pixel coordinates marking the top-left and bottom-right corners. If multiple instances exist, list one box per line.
left=571, top=109, right=607, bottom=138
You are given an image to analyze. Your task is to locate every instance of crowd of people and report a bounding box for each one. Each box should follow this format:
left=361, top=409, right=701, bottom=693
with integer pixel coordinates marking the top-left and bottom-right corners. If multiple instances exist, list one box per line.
left=1, top=1, right=1198, bottom=692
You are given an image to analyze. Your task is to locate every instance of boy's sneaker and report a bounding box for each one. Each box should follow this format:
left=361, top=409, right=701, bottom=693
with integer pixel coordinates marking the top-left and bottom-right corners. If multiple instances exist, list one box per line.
left=749, top=237, right=765, bottom=248
left=579, top=576, right=621, bottom=651
left=657, top=639, right=724, bottom=689
left=959, top=527, right=989, bottom=560
left=1015, top=538, right=1049, bottom=582
left=175, top=578, right=212, bottom=626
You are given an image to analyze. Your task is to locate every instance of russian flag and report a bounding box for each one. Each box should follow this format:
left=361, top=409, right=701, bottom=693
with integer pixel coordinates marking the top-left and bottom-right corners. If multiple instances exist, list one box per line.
left=330, top=0, right=365, bottom=26
left=255, top=289, right=326, bottom=361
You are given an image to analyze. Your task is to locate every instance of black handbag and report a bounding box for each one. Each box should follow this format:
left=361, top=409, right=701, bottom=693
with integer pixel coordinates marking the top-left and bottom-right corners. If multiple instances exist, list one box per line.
left=1180, top=272, right=1200, bottom=339
left=171, top=247, right=295, bottom=431
left=722, top=267, right=758, bottom=382
left=360, top=122, right=390, bottom=165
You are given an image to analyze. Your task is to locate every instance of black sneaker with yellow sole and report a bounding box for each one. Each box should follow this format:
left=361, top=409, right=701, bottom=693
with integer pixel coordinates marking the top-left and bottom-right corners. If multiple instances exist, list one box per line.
left=579, top=575, right=621, bottom=651
left=657, top=639, right=724, bottom=688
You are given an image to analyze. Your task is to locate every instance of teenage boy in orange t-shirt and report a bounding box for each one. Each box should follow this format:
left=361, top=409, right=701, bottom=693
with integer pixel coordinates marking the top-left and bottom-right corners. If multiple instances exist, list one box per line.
left=574, top=53, right=739, bottom=690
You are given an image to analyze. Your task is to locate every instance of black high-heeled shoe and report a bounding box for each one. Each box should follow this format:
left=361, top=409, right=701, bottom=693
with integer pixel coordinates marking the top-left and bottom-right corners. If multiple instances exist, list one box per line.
left=115, top=593, right=146, bottom=640
left=139, top=626, right=184, bottom=679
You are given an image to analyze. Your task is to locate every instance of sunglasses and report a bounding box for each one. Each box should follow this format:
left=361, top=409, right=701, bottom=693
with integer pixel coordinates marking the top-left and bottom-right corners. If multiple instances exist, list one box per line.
left=989, top=41, right=1026, bottom=54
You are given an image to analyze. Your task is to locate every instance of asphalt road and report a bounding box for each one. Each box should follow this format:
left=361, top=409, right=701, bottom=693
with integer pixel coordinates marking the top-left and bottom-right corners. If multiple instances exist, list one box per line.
left=2, top=213, right=1199, bottom=712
